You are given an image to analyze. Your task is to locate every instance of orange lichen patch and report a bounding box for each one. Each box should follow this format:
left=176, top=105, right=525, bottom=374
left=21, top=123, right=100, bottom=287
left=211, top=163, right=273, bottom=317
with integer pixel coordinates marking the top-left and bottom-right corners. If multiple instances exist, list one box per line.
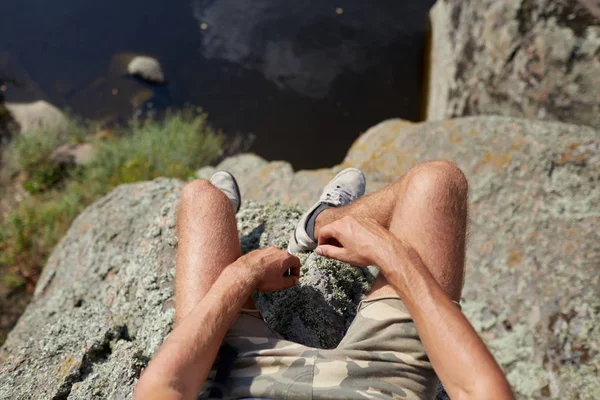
left=477, top=137, right=524, bottom=171
left=564, top=242, right=574, bottom=253
left=56, top=358, right=77, bottom=377
left=258, top=163, right=286, bottom=179
left=555, top=142, right=589, bottom=165
left=449, top=132, right=462, bottom=144
left=511, top=136, right=525, bottom=149
left=507, top=249, right=523, bottom=267
left=469, top=129, right=476, bottom=136
left=347, top=140, right=370, bottom=158
left=479, top=151, right=512, bottom=169
left=346, top=120, right=411, bottom=156
left=348, top=135, right=409, bottom=174
left=77, top=223, right=92, bottom=234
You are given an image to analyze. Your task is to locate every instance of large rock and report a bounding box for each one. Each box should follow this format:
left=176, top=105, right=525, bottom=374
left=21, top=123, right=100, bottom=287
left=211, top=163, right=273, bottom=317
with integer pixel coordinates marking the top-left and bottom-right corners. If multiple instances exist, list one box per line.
left=2, top=117, right=599, bottom=399
left=201, top=116, right=599, bottom=398
left=427, top=0, right=600, bottom=129
left=0, top=179, right=370, bottom=399
left=5, top=100, right=68, bottom=134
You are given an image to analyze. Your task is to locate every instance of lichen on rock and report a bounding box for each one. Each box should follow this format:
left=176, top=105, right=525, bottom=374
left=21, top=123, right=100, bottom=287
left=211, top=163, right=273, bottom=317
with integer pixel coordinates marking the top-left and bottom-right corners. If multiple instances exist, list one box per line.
left=203, top=115, right=600, bottom=399
left=0, top=179, right=373, bottom=398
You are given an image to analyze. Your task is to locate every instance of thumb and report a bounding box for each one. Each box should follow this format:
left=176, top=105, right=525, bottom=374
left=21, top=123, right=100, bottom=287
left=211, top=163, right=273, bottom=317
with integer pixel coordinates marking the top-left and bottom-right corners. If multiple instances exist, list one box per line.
left=315, top=245, right=345, bottom=260
left=282, top=275, right=299, bottom=289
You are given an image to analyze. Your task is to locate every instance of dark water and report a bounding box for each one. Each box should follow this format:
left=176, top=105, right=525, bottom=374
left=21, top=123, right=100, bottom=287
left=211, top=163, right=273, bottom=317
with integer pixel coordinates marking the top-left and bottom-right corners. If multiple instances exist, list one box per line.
left=1, top=0, right=434, bottom=169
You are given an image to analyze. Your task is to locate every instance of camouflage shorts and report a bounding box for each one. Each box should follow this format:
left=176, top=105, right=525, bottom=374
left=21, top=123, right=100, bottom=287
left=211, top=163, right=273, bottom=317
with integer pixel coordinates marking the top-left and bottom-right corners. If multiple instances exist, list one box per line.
left=200, top=296, right=439, bottom=399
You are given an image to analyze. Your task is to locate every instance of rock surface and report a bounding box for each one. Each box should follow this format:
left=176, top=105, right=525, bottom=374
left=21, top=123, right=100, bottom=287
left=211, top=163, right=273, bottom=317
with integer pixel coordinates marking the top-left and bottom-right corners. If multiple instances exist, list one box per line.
left=1, top=117, right=597, bottom=399
left=0, top=179, right=371, bottom=399
left=5, top=100, right=68, bottom=134
left=427, top=0, right=600, bottom=129
left=202, top=116, right=600, bottom=399
left=127, top=56, right=165, bottom=84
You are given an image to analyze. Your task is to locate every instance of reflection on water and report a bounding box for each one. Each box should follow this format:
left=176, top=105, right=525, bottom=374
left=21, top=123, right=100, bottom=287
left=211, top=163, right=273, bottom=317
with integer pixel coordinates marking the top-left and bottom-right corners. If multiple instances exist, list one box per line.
left=1, top=0, right=434, bottom=168
left=193, top=0, right=418, bottom=99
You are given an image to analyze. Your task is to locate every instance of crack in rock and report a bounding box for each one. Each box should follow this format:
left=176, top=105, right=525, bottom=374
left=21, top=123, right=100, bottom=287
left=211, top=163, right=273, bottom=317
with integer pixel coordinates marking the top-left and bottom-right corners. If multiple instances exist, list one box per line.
left=52, top=325, right=131, bottom=400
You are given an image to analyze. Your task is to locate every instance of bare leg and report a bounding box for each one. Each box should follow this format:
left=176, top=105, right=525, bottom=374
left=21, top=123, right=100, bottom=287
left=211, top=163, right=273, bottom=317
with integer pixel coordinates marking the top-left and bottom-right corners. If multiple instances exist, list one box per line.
left=315, top=161, right=468, bottom=301
left=175, top=179, right=252, bottom=324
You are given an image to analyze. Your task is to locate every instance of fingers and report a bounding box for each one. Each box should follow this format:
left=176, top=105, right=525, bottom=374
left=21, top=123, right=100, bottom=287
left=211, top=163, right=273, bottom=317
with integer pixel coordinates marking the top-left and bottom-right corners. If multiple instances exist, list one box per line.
left=287, top=261, right=300, bottom=278
left=317, top=223, right=340, bottom=245
left=315, top=244, right=346, bottom=261
left=282, top=275, right=299, bottom=289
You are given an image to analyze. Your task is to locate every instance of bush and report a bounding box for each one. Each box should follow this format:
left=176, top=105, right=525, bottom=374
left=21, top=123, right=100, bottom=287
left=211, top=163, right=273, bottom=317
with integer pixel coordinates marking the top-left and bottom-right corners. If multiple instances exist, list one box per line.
left=0, top=108, right=224, bottom=292
left=5, top=119, right=85, bottom=192
left=86, top=109, right=222, bottom=187
left=0, top=181, right=89, bottom=290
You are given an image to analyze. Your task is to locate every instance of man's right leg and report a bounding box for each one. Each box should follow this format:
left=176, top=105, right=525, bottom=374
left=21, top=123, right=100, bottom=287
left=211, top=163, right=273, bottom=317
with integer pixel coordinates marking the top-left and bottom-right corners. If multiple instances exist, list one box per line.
left=310, top=161, right=468, bottom=399
left=314, top=160, right=468, bottom=301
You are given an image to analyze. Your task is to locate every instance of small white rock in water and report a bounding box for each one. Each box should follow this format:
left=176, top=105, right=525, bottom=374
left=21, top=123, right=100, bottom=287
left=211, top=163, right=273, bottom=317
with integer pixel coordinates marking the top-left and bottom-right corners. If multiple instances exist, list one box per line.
left=5, top=100, right=68, bottom=134
left=127, top=56, right=165, bottom=84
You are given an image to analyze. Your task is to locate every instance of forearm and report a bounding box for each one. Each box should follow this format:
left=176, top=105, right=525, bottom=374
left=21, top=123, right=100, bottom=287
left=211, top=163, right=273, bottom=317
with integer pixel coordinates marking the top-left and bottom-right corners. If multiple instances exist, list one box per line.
left=376, top=242, right=513, bottom=400
left=135, top=264, right=255, bottom=400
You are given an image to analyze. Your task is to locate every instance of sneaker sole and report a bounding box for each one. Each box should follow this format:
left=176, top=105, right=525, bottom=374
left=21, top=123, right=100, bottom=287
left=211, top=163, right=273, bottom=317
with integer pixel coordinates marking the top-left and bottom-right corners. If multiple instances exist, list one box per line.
left=211, top=171, right=242, bottom=213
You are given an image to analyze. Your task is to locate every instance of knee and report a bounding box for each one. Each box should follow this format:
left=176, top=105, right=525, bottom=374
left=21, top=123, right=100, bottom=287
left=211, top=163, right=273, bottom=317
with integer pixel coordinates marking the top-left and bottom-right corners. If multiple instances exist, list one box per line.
left=404, top=161, right=468, bottom=201
left=180, top=179, right=228, bottom=209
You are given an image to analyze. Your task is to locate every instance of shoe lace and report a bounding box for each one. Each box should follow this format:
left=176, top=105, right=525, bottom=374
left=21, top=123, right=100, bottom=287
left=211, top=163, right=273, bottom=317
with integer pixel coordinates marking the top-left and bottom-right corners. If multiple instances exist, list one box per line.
left=324, top=185, right=353, bottom=205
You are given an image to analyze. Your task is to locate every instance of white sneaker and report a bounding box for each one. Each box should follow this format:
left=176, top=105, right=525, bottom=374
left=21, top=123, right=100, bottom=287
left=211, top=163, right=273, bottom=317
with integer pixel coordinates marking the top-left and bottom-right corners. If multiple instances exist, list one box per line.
left=209, top=171, right=241, bottom=213
left=288, top=168, right=366, bottom=253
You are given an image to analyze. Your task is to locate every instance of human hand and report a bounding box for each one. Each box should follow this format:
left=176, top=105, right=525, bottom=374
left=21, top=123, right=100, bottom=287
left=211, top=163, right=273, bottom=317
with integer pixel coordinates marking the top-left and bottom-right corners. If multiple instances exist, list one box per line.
left=236, top=246, right=300, bottom=292
left=315, top=216, right=393, bottom=267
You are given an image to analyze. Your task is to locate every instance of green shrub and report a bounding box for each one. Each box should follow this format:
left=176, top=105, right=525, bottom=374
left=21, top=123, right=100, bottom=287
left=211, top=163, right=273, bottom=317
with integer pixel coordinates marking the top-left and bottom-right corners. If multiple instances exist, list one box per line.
left=5, top=120, right=86, bottom=192
left=0, top=108, right=224, bottom=291
left=0, top=181, right=91, bottom=288
left=86, top=109, right=223, bottom=187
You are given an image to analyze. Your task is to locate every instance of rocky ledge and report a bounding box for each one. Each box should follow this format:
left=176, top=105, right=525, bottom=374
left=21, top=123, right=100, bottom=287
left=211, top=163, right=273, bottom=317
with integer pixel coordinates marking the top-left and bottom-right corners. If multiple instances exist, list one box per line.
left=1, top=116, right=598, bottom=399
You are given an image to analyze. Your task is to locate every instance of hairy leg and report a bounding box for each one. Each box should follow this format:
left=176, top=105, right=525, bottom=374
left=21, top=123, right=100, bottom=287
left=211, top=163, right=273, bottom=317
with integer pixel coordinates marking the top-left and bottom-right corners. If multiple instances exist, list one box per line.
left=315, top=161, right=468, bottom=301
left=175, top=179, right=252, bottom=324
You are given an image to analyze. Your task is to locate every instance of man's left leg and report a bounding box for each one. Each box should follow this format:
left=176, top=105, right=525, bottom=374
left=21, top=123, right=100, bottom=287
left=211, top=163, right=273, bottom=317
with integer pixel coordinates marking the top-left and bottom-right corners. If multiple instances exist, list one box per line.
left=175, top=178, right=252, bottom=324
left=179, top=177, right=317, bottom=399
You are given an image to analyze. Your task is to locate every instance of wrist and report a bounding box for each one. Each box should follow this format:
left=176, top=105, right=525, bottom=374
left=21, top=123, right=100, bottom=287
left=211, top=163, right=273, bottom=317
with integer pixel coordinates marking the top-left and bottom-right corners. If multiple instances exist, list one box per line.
left=374, top=237, right=418, bottom=294
left=372, top=233, right=401, bottom=270
left=227, top=258, right=259, bottom=292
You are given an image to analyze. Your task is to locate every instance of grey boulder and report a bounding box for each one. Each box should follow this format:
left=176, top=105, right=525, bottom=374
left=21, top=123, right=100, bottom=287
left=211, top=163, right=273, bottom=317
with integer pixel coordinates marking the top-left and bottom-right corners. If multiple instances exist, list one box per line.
left=0, top=179, right=370, bottom=399
left=127, top=56, right=165, bottom=84
left=5, top=100, right=68, bottom=134
left=202, top=116, right=600, bottom=399
left=427, top=0, right=600, bottom=129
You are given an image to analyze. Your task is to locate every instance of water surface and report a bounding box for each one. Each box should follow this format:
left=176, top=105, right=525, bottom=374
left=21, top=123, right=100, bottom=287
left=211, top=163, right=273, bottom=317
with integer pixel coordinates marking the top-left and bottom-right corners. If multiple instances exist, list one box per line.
left=1, top=0, right=434, bottom=168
